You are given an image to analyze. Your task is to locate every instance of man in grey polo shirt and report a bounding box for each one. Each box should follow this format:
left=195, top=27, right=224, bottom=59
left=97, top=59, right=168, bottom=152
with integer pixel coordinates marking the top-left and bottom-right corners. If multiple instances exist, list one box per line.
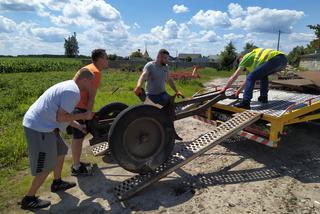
left=134, top=49, right=183, bottom=106
left=20, top=68, right=94, bottom=210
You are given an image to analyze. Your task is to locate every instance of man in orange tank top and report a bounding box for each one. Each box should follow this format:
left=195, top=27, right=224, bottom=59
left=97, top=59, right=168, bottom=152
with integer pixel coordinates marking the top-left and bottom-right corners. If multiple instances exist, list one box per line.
left=71, top=49, right=108, bottom=176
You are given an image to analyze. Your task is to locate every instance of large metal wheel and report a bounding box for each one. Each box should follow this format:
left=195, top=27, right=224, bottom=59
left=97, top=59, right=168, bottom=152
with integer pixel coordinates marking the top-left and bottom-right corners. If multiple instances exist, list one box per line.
left=109, top=104, right=175, bottom=174
left=86, top=102, right=128, bottom=144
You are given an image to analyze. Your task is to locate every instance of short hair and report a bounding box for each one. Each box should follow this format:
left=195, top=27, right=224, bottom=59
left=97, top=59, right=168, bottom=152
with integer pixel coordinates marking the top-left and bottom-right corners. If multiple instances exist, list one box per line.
left=233, top=48, right=256, bottom=68
left=158, top=49, right=169, bottom=56
left=91, top=49, right=107, bottom=62
left=75, top=68, right=94, bottom=80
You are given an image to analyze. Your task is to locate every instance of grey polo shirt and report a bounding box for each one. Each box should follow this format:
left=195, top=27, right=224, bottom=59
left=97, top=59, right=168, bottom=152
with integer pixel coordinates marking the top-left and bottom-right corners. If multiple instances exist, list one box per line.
left=144, top=61, right=168, bottom=95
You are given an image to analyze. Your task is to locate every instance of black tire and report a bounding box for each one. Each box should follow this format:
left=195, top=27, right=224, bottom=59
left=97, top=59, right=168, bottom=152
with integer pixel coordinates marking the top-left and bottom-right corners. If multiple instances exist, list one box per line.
left=109, top=104, right=175, bottom=174
left=86, top=102, right=128, bottom=140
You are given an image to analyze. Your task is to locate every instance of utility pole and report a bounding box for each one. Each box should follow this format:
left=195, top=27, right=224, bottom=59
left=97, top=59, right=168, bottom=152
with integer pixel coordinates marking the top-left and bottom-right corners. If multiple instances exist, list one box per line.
left=277, top=30, right=281, bottom=51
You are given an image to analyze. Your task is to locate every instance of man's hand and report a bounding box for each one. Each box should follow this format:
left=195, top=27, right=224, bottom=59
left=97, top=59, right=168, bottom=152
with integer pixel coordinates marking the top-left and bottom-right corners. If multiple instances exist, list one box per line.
left=78, top=124, right=88, bottom=134
left=220, top=86, right=228, bottom=93
left=234, top=89, right=241, bottom=98
left=175, top=91, right=184, bottom=98
left=83, top=111, right=94, bottom=120
left=133, top=86, right=142, bottom=96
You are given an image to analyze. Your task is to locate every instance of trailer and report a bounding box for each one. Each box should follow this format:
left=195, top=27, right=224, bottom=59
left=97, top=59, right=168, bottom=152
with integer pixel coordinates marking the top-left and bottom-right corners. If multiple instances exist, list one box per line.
left=85, top=87, right=319, bottom=200
left=204, top=88, right=320, bottom=147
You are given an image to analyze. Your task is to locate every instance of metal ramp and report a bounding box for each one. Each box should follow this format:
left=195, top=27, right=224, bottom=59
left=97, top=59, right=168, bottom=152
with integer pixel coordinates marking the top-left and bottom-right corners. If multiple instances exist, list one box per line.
left=114, top=111, right=262, bottom=200
left=91, top=142, right=109, bottom=156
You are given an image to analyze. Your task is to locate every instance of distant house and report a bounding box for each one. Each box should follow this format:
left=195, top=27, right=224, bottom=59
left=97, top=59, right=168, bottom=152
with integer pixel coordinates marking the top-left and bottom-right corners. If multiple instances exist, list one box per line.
left=178, top=53, right=202, bottom=62
left=299, top=49, right=320, bottom=71
left=208, top=55, right=220, bottom=63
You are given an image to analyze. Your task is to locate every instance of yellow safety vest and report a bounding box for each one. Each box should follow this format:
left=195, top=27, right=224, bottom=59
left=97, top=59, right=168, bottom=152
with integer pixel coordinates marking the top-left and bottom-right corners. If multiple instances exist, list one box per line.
left=247, top=48, right=283, bottom=72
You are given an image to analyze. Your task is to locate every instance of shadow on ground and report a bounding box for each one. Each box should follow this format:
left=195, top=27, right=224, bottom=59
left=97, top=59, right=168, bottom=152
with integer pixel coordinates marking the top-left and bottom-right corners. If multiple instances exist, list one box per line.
left=30, top=122, right=319, bottom=213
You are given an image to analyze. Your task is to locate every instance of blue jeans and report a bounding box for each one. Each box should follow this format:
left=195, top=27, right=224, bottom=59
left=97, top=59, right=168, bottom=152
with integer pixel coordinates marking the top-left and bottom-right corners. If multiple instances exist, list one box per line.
left=243, top=54, right=288, bottom=103
left=147, top=92, right=170, bottom=106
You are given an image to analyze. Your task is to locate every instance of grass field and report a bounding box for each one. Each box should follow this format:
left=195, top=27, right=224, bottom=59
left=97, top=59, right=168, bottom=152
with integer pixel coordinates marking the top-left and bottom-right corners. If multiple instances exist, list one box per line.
left=0, top=57, right=83, bottom=73
left=0, top=67, right=232, bottom=211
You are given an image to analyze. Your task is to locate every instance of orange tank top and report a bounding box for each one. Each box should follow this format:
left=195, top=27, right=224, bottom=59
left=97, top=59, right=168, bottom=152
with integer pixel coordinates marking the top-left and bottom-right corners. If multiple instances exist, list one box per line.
left=75, top=63, right=101, bottom=110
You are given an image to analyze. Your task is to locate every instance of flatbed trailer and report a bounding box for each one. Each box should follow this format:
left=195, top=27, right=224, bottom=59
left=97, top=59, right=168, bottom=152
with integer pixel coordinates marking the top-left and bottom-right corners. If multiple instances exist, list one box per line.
left=204, top=89, right=320, bottom=147
left=89, top=88, right=319, bottom=200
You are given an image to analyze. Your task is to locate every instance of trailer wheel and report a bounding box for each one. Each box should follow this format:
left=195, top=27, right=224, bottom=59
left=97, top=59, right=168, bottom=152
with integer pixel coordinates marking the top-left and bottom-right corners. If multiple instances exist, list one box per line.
left=86, top=102, right=128, bottom=143
left=109, top=104, right=175, bottom=174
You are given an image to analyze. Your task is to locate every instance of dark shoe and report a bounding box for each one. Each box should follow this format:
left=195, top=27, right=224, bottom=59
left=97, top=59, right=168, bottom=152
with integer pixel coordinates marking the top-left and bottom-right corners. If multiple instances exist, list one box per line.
left=234, top=101, right=251, bottom=109
left=51, top=179, right=76, bottom=192
left=71, top=162, right=93, bottom=176
left=20, top=196, right=51, bottom=210
left=258, top=96, right=268, bottom=103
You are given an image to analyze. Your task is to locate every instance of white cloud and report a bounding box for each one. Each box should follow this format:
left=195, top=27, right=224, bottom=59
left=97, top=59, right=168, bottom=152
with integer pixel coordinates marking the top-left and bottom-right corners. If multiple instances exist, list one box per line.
left=0, top=0, right=39, bottom=12
left=31, top=27, right=69, bottom=42
left=49, top=0, right=122, bottom=27
left=191, top=10, right=231, bottom=29
left=241, top=7, right=304, bottom=33
left=201, top=31, right=219, bottom=43
left=191, top=5, right=304, bottom=35
left=228, top=3, right=245, bottom=18
left=150, top=19, right=179, bottom=40
left=133, top=22, right=140, bottom=29
left=0, top=0, right=50, bottom=17
left=288, top=32, right=315, bottom=43
left=223, top=33, right=245, bottom=42
left=0, top=15, right=16, bottom=33
left=87, top=0, right=121, bottom=22
left=173, top=4, right=189, bottom=14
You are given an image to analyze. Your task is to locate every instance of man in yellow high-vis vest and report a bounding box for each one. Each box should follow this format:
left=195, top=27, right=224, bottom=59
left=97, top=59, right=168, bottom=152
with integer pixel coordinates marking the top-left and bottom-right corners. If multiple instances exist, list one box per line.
left=221, top=48, right=288, bottom=109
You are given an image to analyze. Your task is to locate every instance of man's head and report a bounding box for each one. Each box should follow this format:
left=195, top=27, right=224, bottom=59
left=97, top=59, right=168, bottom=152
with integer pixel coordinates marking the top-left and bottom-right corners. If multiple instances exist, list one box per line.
left=156, top=49, right=170, bottom=66
left=233, top=48, right=255, bottom=68
left=92, top=49, right=108, bottom=70
left=74, top=67, right=94, bottom=91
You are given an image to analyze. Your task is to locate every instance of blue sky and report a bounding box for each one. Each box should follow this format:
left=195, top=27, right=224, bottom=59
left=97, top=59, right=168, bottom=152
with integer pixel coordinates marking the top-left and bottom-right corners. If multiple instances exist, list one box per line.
left=0, top=0, right=318, bottom=58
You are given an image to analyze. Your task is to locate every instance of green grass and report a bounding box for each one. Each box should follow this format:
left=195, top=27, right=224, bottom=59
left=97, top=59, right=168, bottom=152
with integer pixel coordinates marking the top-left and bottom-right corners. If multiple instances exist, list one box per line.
left=0, top=57, right=83, bottom=73
left=0, top=67, right=232, bottom=211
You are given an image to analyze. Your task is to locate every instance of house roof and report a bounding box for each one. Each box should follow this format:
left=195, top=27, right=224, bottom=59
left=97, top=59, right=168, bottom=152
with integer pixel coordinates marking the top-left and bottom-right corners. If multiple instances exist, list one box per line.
left=178, top=53, right=202, bottom=59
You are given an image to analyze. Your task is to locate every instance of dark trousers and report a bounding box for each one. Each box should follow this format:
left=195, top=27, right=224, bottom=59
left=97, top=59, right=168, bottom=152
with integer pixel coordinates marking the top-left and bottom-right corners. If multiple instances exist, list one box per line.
left=243, top=54, right=288, bottom=102
left=147, top=92, right=170, bottom=106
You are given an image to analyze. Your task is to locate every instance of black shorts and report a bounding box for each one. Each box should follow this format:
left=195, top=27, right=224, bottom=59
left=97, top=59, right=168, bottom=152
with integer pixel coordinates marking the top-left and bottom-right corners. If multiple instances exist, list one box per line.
left=72, top=108, right=87, bottom=139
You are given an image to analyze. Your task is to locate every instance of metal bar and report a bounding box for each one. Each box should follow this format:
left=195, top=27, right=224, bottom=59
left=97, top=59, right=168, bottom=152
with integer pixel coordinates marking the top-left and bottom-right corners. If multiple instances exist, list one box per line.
left=97, top=118, right=115, bottom=125
left=284, top=113, right=320, bottom=125
left=114, top=111, right=262, bottom=200
left=175, top=94, right=226, bottom=120
left=175, top=91, right=222, bottom=107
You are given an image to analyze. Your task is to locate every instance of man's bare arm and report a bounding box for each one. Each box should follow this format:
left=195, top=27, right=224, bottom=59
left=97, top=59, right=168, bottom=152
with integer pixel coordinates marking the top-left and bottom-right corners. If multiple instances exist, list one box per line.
left=136, top=71, right=148, bottom=88
left=56, top=108, right=93, bottom=122
left=222, top=67, right=244, bottom=90
left=87, top=86, right=97, bottom=112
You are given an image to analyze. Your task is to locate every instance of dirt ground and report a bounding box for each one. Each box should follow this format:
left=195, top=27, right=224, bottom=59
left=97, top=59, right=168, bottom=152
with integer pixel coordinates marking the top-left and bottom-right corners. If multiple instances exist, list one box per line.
left=15, top=78, right=320, bottom=214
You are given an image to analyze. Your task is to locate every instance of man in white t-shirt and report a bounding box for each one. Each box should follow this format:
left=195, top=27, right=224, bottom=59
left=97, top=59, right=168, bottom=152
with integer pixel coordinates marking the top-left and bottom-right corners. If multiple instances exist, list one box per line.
left=20, top=68, right=94, bottom=210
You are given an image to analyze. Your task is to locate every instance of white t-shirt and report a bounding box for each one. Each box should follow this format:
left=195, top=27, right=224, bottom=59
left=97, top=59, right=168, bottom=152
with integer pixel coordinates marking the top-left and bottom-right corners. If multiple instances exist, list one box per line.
left=23, top=80, right=80, bottom=132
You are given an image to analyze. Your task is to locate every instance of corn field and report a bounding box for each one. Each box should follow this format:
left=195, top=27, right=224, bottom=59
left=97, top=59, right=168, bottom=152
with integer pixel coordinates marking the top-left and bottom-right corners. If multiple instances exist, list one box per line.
left=0, top=57, right=83, bottom=73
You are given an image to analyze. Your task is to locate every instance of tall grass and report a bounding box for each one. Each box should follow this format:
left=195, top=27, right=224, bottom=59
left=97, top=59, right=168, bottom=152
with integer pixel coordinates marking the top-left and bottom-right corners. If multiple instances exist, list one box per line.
left=0, top=57, right=83, bottom=73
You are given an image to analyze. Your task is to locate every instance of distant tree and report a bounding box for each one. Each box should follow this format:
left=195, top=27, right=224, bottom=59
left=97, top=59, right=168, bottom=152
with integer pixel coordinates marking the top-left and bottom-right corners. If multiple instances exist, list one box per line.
left=287, top=46, right=305, bottom=67
left=219, top=42, right=237, bottom=70
left=307, top=24, right=320, bottom=48
left=243, top=42, right=257, bottom=52
left=304, top=39, right=318, bottom=54
left=186, top=56, right=192, bottom=62
left=108, top=54, right=117, bottom=61
left=64, top=32, right=79, bottom=57
left=130, top=49, right=143, bottom=58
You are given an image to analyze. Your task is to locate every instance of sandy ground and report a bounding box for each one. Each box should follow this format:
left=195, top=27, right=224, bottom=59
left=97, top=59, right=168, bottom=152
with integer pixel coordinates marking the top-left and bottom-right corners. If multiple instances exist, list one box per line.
left=14, top=78, right=320, bottom=214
